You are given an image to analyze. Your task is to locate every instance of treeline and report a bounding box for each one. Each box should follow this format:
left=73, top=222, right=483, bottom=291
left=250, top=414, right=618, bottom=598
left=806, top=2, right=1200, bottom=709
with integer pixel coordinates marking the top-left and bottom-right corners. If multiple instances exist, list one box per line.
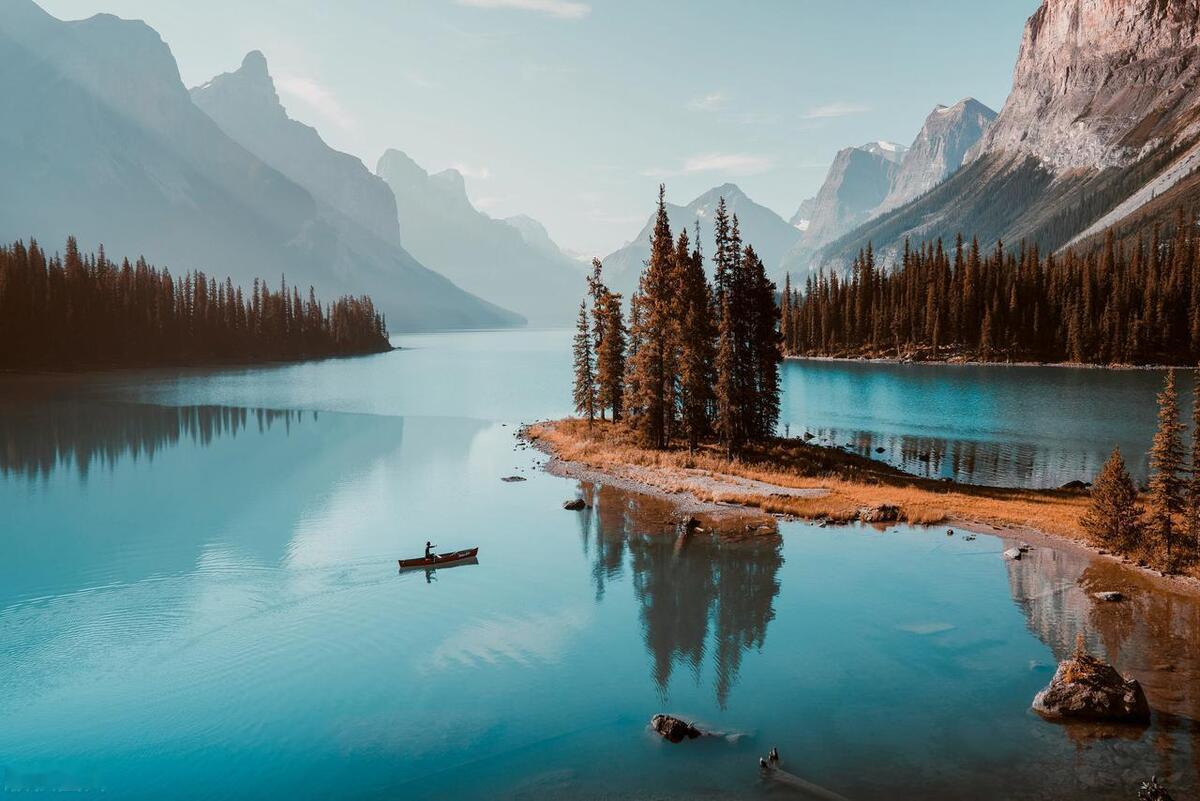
left=0, top=237, right=391, bottom=370
left=782, top=210, right=1200, bottom=365
left=573, top=187, right=781, bottom=454
left=1084, top=369, right=1200, bottom=573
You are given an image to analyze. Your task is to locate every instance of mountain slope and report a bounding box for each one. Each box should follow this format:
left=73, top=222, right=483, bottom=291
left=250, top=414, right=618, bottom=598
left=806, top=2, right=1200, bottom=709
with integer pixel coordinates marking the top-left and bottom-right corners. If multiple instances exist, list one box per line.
left=376, top=150, right=584, bottom=325
left=601, top=184, right=801, bottom=293
left=191, top=51, right=402, bottom=248
left=0, top=3, right=518, bottom=332
left=810, top=0, right=1200, bottom=272
left=777, top=143, right=904, bottom=275
left=877, top=98, right=997, bottom=214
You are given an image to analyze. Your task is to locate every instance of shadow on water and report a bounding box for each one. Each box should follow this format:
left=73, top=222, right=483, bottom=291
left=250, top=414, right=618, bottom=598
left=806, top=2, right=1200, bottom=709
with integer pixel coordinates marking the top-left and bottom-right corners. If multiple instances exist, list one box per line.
left=573, top=481, right=783, bottom=708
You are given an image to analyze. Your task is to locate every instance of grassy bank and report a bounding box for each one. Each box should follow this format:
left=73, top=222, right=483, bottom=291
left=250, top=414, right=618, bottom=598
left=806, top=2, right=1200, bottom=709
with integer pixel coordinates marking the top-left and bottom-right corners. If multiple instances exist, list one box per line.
left=526, top=417, right=1092, bottom=538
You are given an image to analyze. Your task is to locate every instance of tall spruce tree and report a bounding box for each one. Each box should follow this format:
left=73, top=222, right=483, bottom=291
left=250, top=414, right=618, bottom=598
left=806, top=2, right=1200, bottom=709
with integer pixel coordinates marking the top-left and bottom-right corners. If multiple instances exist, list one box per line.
left=748, top=247, right=781, bottom=440
left=596, top=287, right=627, bottom=422
left=677, top=220, right=716, bottom=450
left=588, top=259, right=608, bottom=420
left=572, top=300, right=597, bottom=426
left=1081, top=448, right=1143, bottom=554
left=626, top=185, right=675, bottom=448
left=1148, top=369, right=1187, bottom=567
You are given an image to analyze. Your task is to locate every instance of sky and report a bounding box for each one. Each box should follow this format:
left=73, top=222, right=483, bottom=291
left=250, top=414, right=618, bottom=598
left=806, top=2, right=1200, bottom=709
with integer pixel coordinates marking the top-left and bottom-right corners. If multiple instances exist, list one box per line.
left=40, top=0, right=1037, bottom=258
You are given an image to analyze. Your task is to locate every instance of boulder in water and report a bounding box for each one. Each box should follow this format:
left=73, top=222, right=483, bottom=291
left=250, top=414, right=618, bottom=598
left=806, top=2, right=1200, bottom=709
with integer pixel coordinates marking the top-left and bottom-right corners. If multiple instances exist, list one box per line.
left=650, top=714, right=703, bottom=743
left=1032, top=648, right=1150, bottom=724
left=858, top=504, right=900, bottom=523
left=563, top=498, right=586, bottom=511
left=1003, top=548, right=1022, bottom=561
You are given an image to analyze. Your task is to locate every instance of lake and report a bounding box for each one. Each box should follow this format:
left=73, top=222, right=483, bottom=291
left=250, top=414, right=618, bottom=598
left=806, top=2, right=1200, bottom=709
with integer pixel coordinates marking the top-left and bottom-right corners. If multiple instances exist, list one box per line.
left=2, top=330, right=1197, bottom=800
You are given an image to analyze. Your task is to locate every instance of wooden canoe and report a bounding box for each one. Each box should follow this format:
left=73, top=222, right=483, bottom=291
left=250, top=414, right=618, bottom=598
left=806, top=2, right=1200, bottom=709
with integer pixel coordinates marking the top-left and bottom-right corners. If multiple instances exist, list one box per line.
left=398, top=547, right=479, bottom=570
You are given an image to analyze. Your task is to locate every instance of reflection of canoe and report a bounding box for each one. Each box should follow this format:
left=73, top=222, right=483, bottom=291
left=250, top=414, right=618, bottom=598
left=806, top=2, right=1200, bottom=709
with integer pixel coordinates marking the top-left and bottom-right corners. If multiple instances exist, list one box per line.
left=398, top=547, right=479, bottom=570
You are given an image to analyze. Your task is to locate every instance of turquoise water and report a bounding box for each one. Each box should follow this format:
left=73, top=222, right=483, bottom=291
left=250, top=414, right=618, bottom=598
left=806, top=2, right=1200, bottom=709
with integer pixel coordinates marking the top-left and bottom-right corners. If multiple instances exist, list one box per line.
left=2, top=330, right=1197, bottom=800
left=780, top=359, right=1185, bottom=487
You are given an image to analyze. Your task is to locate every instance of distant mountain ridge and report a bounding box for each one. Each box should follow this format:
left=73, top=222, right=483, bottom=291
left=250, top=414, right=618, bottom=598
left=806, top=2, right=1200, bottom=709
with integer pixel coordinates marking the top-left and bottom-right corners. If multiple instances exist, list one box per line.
left=779, top=99, right=996, bottom=276
left=376, top=149, right=583, bottom=325
left=0, top=2, right=520, bottom=332
left=601, top=183, right=802, bottom=293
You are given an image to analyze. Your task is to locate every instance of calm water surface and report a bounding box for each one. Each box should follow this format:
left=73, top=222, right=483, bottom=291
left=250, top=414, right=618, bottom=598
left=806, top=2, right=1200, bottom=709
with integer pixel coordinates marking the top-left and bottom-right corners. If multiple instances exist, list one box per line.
left=2, top=330, right=1198, bottom=800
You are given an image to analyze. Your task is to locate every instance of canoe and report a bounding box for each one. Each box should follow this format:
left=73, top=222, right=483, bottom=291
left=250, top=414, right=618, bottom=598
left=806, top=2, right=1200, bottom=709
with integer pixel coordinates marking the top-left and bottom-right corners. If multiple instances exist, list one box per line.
left=398, top=547, right=479, bottom=570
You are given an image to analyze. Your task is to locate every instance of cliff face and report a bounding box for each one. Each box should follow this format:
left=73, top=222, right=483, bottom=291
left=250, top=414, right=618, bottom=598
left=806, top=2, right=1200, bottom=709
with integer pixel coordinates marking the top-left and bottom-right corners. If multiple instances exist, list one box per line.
left=975, top=0, right=1200, bottom=170
left=878, top=98, right=996, bottom=214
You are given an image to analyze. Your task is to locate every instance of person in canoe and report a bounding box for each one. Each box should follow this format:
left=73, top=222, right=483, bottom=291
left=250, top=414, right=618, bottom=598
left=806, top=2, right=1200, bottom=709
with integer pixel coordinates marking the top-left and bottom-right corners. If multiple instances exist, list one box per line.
left=424, top=541, right=437, bottom=560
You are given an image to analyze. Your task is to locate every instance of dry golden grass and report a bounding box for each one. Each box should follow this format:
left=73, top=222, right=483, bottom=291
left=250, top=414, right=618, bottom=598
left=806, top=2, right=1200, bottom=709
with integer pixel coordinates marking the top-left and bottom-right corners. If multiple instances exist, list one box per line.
left=526, top=418, right=1093, bottom=542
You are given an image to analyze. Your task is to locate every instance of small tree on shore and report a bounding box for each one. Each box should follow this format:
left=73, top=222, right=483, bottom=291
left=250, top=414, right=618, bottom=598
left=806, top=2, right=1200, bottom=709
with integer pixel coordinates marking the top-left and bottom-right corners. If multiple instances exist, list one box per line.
left=1147, top=369, right=1187, bottom=568
left=1080, top=447, right=1143, bottom=554
left=572, top=300, right=596, bottom=426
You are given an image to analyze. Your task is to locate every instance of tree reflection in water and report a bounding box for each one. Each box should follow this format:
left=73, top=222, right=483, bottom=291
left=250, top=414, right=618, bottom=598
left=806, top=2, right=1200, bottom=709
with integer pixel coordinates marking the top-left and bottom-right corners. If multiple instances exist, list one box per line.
left=0, top=400, right=311, bottom=481
left=1005, top=542, right=1200, bottom=787
left=573, top=481, right=782, bottom=708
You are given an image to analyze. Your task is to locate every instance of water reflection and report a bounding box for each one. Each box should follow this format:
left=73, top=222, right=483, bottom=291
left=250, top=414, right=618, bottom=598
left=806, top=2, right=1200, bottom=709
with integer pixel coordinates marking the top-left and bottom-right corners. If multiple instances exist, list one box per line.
left=0, top=399, right=312, bottom=481
left=575, top=481, right=782, bottom=707
left=780, top=359, right=1182, bottom=488
left=800, top=426, right=1120, bottom=489
left=1004, top=542, right=1200, bottom=786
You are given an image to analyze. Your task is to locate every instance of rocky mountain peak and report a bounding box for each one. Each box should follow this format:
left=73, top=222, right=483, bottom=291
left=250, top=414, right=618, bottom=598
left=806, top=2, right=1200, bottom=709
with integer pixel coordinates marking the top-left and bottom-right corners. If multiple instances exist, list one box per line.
left=192, top=50, right=284, bottom=120
left=877, top=97, right=997, bottom=214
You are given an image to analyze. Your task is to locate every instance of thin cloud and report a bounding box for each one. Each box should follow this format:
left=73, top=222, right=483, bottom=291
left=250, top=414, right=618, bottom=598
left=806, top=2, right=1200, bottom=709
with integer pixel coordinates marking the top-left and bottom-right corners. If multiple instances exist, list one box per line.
left=456, top=0, right=591, bottom=19
left=450, top=163, right=492, bottom=180
left=803, top=101, right=870, bottom=119
left=688, top=92, right=726, bottom=112
left=276, top=73, right=356, bottom=130
left=644, top=152, right=774, bottom=178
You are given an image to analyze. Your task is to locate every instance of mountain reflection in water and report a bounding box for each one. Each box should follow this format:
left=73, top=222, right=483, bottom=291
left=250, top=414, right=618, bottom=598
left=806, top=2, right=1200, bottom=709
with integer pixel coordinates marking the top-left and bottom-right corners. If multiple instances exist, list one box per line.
left=573, top=481, right=782, bottom=707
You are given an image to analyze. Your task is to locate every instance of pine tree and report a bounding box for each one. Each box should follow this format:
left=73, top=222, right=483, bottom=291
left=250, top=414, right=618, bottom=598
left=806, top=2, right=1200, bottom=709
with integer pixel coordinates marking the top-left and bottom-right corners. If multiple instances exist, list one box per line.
left=715, top=292, right=739, bottom=457
left=595, top=288, right=627, bottom=422
left=1148, top=369, right=1187, bottom=568
left=677, top=220, right=716, bottom=450
left=1080, top=448, right=1143, bottom=554
left=588, top=258, right=611, bottom=420
left=572, top=300, right=597, bottom=426
left=625, top=185, right=674, bottom=448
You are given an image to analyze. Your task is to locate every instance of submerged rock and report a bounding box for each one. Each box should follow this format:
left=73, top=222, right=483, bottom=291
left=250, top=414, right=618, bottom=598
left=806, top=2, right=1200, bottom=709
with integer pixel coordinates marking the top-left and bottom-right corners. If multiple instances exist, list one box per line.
left=562, top=498, right=586, bottom=511
left=1138, top=776, right=1175, bottom=801
left=501, top=475, right=527, bottom=483
left=650, top=714, right=704, bottom=743
left=1032, top=650, right=1150, bottom=724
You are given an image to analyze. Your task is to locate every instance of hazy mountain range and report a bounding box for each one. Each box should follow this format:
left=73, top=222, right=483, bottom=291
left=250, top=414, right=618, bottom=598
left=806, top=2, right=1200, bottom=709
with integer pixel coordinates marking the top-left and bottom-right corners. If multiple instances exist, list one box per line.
left=0, top=2, right=531, bottom=332
left=5, top=0, right=1196, bottom=325
left=600, top=184, right=803, bottom=294
left=376, top=150, right=584, bottom=326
